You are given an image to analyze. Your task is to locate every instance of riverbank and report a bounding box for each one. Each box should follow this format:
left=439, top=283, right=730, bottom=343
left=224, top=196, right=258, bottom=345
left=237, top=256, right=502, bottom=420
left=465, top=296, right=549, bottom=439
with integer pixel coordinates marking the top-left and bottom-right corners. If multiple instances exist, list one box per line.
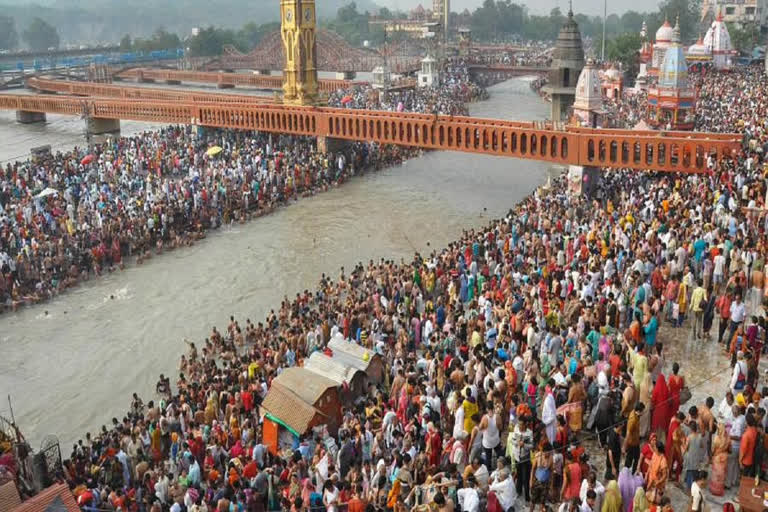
left=1, top=77, right=550, bottom=448
left=0, top=67, right=491, bottom=315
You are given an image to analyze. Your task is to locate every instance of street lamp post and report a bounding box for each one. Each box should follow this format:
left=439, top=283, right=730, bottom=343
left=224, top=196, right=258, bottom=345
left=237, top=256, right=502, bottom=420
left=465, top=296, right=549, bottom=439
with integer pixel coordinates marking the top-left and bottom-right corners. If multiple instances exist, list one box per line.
left=601, top=0, right=606, bottom=62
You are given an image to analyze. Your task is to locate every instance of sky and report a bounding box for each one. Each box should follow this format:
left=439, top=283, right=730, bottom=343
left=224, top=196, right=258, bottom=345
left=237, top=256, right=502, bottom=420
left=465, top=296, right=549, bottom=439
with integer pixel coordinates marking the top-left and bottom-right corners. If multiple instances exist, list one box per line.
left=379, top=0, right=658, bottom=16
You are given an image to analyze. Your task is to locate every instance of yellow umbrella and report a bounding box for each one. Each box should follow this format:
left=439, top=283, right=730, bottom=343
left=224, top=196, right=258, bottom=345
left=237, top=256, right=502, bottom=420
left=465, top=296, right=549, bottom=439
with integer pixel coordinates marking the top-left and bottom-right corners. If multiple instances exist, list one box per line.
left=206, top=146, right=223, bottom=157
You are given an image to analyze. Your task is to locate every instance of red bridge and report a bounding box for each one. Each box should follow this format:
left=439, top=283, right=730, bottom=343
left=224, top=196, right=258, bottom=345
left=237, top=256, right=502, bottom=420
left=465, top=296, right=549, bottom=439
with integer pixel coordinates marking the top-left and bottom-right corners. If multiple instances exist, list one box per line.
left=0, top=85, right=740, bottom=173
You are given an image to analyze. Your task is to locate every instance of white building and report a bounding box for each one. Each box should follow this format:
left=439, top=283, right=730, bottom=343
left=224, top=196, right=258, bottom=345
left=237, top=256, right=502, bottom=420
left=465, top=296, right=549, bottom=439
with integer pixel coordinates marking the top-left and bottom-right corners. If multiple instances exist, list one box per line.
left=572, top=60, right=605, bottom=128
left=417, top=55, right=438, bottom=87
left=651, top=18, right=674, bottom=71
left=703, top=11, right=736, bottom=70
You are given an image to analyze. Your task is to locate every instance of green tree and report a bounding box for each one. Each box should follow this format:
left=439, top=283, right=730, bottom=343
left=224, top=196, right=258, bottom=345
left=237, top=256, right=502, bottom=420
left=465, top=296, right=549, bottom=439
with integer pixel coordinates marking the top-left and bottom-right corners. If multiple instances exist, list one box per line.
left=236, top=22, right=280, bottom=50
left=0, top=16, right=18, bottom=50
left=727, top=22, right=759, bottom=53
left=187, top=26, right=238, bottom=57
left=605, top=32, right=642, bottom=82
left=657, top=0, right=701, bottom=43
left=620, top=11, right=644, bottom=34
left=22, top=17, right=59, bottom=51
left=325, top=3, right=372, bottom=46
left=133, top=28, right=181, bottom=52
left=119, top=34, right=132, bottom=51
left=496, top=0, right=524, bottom=35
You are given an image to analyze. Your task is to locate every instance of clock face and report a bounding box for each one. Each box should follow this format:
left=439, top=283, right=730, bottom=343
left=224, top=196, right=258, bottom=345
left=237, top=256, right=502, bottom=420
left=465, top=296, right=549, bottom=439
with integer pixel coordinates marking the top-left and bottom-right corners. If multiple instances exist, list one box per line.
left=304, top=7, right=312, bottom=21
left=285, top=9, right=293, bottom=21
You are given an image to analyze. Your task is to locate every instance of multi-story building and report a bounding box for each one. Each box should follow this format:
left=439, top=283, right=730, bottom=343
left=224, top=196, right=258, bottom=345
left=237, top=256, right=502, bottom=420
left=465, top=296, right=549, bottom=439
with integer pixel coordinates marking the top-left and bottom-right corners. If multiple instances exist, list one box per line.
left=700, top=0, right=767, bottom=28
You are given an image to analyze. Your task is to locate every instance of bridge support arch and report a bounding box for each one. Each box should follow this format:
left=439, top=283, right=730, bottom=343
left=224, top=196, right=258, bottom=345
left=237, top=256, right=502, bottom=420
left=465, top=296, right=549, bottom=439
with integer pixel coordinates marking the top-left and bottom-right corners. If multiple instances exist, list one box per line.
left=87, top=117, right=121, bottom=137
left=16, top=110, right=46, bottom=124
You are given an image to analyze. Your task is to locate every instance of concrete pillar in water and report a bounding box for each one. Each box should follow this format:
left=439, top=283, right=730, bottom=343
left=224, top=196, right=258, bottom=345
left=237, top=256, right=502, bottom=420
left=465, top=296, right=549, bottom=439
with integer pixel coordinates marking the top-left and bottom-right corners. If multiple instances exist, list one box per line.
left=136, top=70, right=155, bottom=83
left=87, top=117, right=121, bottom=137
left=16, top=111, right=46, bottom=124
left=316, top=136, right=349, bottom=154
left=335, top=71, right=356, bottom=80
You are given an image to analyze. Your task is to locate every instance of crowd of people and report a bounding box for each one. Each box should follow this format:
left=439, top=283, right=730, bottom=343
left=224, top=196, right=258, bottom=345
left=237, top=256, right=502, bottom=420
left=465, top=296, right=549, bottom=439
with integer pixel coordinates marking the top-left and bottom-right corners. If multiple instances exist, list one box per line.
left=328, top=61, right=488, bottom=115
left=8, top=58, right=768, bottom=512
left=0, top=63, right=491, bottom=313
left=0, top=130, right=416, bottom=312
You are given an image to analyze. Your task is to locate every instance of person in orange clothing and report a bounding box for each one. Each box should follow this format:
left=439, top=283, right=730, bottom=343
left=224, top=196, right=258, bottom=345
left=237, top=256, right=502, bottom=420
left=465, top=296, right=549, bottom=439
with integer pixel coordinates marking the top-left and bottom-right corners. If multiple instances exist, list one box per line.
left=645, top=439, right=669, bottom=504
left=346, top=484, right=367, bottom=512
left=740, top=413, right=759, bottom=477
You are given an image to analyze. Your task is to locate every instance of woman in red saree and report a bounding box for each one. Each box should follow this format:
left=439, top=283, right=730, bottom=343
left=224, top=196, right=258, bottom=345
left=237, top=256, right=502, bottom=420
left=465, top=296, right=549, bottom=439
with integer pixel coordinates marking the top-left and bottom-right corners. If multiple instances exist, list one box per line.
left=666, top=363, right=684, bottom=416
left=424, top=423, right=442, bottom=467
left=709, top=423, right=729, bottom=496
left=665, top=412, right=685, bottom=482
left=651, top=374, right=671, bottom=437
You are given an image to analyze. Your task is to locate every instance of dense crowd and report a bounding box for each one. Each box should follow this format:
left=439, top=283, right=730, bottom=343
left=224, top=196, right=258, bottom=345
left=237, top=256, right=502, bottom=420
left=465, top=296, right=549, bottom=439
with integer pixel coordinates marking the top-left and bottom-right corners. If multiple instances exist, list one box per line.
left=0, top=64, right=490, bottom=313
left=37, top=63, right=768, bottom=512
left=328, top=62, right=487, bottom=115
left=0, top=130, right=415, bottom=312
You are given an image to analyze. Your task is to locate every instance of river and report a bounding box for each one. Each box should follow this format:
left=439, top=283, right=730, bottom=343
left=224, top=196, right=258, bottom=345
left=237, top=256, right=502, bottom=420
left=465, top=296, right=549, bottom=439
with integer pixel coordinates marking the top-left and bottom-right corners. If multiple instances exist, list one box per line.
left=0, top=77, right=551, bottom=449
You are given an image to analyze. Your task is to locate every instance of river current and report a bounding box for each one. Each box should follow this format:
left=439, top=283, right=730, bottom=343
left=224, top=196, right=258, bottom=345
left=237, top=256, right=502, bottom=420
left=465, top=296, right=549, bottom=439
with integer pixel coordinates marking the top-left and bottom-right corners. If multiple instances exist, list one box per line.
left=0, top=78, right=550, bottom=448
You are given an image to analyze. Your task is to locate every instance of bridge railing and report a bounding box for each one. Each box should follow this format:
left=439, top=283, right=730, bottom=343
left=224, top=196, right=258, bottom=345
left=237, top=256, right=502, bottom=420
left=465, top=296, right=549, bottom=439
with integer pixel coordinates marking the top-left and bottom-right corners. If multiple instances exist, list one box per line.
left=0, top=93, right=741, bottom=173
left=114, top=68, right=366, bottom=93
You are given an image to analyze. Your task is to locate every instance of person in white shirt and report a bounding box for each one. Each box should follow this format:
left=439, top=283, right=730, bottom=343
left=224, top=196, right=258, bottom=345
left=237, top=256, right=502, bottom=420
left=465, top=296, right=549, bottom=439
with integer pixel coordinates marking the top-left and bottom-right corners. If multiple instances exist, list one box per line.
left=579, top=472, right=604, bottom=512
left=690, top=470, right=708, bottom=512
left=457, top=476, right=480, bottom=512
left=730, top=351, right=748, bottom=395
left=488, top=468, right=516, bottom=511
left=728, top=296, right=746, bottom=343
left=582, top=489, right=598, bottom=512
left=717, top=392, right=735, bottom=426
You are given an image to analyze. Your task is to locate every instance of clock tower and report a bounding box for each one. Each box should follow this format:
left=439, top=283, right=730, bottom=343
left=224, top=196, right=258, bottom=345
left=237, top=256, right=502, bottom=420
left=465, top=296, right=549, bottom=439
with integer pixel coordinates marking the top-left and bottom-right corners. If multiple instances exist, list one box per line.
left=281, top=0, right=319, bottom=105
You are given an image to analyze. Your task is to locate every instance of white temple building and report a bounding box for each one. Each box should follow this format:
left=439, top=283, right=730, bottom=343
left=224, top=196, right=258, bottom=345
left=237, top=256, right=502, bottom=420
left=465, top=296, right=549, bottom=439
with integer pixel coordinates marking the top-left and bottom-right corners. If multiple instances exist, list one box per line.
left=703, top=11, right=736, bottom=70
left=572, top=60, right=605, bottom=128
left=651, top=17, right=674, bottom=72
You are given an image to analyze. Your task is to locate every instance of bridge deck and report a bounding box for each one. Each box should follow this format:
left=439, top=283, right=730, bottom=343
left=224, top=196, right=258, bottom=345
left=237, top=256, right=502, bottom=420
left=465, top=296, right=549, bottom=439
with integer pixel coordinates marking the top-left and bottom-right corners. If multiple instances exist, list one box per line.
left=115, top=68, right=365, bottom=93
left=0, top=92, right=740, bottom=173
left=27, top=78, right=279, bottom=104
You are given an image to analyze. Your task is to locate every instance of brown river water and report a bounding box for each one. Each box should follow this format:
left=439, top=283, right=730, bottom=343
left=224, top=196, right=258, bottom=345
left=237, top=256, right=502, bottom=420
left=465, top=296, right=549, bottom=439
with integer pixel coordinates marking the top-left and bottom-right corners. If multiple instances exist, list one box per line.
left=0, top=78, right=559, bottom=449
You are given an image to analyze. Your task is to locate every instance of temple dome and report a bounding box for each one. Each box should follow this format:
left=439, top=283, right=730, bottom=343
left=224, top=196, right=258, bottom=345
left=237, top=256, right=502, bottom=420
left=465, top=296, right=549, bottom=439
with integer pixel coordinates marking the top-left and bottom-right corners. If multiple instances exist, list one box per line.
left=688, top=35, right=709, bottom=59
left=552, top=9, right=585, bottom=67
left=704, top=12, right=733, bottom=53
left=574, top=60, right=603, bottom=111
left=655, top=19, right=673, bottom=43
left=659, top=20, right=689, bottom=89
left=703, top=10, right=734, bottom=69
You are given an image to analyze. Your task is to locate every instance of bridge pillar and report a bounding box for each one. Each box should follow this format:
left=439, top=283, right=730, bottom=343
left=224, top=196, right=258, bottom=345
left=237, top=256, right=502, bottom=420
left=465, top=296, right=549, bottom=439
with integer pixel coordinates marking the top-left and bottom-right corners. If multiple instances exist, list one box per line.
left=16, top=111, right=46, bottom=124
left=257, top=69, right=272, bottom=75
left=217, top=76, right=235, bottom=89
left=87, top=117, right=121, bottom=137
left=335, top=71, right=356, bottom=80
left=567, top=165, right=601, bottom=198
left=316, top=136, right=349, bottom=154
left=136, top=70, right=155, bottom=83
left=165, top=79, right=182, bottom=85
